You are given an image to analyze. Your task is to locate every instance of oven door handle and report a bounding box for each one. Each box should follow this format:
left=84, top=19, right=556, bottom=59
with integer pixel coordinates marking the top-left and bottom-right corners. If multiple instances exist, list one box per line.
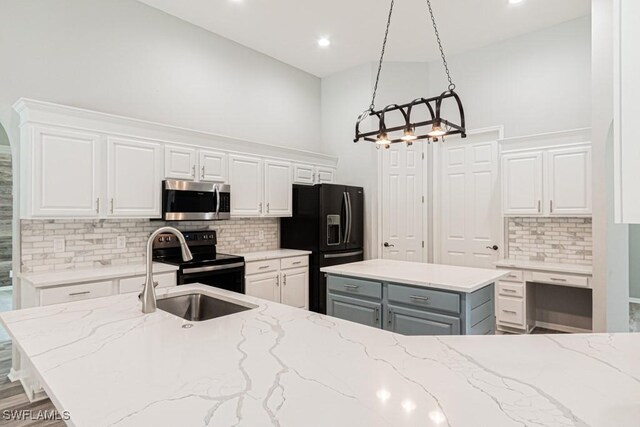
left=182, top=262, right=245, bottom=274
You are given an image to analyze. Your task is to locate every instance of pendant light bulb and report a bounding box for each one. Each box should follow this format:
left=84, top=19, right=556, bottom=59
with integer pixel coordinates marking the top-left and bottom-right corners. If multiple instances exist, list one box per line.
left=376, top=132, right=390, bottom=145
left=401, top=127, right=417, bottom=141
left=428, top=122, right=446, bottom=137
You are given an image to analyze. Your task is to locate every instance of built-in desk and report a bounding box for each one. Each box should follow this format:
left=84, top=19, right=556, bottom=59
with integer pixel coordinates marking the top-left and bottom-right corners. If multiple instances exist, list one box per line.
left=494, top=259, right=593, bottom=334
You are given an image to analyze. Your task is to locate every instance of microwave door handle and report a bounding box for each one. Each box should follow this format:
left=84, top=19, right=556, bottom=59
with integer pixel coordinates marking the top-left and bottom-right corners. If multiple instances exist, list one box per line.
left=214, top=184, right=220, bottom=218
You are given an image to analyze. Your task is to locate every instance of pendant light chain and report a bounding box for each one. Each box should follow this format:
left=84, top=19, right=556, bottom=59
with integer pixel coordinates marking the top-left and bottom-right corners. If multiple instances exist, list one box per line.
left=426, top=0, right=455, bottom=91
left=369, top=0, right=395, bottom=111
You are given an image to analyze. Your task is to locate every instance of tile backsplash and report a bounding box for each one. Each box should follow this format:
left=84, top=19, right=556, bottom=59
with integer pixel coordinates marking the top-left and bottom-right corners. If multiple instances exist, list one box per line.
left=20, top=218, right=279, bottom=273
left=507, top=217, right=592, bottom=265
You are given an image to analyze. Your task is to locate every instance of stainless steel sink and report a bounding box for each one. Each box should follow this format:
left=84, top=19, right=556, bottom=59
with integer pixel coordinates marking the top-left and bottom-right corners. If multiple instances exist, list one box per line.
left=157, top=292, right=253, bottom=322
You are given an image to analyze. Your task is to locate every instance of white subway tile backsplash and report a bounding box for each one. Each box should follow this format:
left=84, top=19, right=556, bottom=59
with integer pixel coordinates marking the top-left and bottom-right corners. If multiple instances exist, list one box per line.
left=507, top=217, right=592, bottom=265
left=21, top=218, right=279, bottom=273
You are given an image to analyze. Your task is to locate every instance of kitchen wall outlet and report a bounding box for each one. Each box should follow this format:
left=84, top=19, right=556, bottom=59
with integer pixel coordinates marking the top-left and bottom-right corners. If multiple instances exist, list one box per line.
left=258, top=230, right=265, bottom=240
left=53, top=238, right=65, bottom=254
left=117, top=236, right=127, bottom=249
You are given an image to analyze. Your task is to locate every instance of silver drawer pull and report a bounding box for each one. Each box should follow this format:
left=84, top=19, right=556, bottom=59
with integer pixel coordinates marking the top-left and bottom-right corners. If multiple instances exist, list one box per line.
left=292, top=261, right=302, bottom=265
left=508, top=274, right=518, bottom=278
left=410, top=295, right=430, bottom=302
left=502, top=310, right=517, bottom=314
left=69, top=291, right=91, bottom=296
left=343, top=284, right=359, bottom=290
left=503, top=289, right=517, bottom=293
left=550, top=277, right=567, bottom=282
left=259, top=265, right=270, bottom=270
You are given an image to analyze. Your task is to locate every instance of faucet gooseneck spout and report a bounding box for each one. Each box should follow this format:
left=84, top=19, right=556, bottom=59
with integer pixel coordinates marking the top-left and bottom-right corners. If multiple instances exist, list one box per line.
left=141, top=227, right=193, bottom=313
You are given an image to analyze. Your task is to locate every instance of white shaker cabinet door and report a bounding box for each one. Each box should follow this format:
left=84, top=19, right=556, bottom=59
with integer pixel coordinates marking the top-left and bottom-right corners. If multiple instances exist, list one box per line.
left=165, top=145, right=197, bottom=181
left=264, top=160, right=292, bottom=217
left=502, top=152, right=543, bottom=216
left=107, top=137, right=162, bottom=218
left=229, top=154, right=263, bottom=217
left=281, top=268, right=308, bottom=309
left=547, top=146, right=592, bottom=216
left=30, top=126, right=101, bottom=217
left=315, top=166, right=336, bottom=184
left=293, top=163, right=315, bottom=185
left=199, top=150, right=227, bottom=183
left=245, top=273, right=280, bottom=303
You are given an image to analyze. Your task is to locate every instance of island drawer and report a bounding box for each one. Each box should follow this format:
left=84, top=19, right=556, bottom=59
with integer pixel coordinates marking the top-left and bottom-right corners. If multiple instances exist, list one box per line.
left=387, top=284, right=460, bottom=315
left=500, top=270, right=523, bottom=283
left=531, top=272, right=589, bottom=288
left=280, top=256, right=308, bottom=270
left=327, top=276, right=382, bottom=300
left=246, top=259, right=280, bottom=275
left=40, top=280, right=114, bottom=306
left=119, top=272, right=176, bottom=294
left=497, top=281, right=524, bottom=298
left=496, top=296, right=524, bottom=327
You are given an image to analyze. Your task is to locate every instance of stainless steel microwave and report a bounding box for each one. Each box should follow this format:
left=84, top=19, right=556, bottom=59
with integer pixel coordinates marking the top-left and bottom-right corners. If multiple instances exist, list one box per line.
left=162, top=180, right=231, bottom=221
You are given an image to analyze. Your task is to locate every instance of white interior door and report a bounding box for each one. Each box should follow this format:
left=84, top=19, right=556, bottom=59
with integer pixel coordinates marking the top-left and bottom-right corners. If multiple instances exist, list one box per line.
left=381, top=144, right=424, bottom=261
left=438, top=139, right=501, bottom=268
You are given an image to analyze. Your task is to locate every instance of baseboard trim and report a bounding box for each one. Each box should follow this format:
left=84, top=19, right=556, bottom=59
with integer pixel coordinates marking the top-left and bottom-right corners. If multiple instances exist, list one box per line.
left=8, top=367, right=22, bottom=382
left=534, top=320, right=591, bottom=334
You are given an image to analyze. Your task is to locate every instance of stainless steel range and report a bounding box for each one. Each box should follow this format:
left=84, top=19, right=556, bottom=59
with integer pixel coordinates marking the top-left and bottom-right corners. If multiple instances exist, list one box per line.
left=152, top=230, right=245, bottom=294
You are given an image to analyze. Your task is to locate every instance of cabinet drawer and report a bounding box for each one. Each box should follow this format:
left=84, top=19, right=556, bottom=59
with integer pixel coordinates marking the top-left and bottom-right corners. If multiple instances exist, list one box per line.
left=40, top=281, right=114, bottom=306
left=280, top=256, right=308, bottom=270
left=119, top=273, right=176, bottom=294
left=531, top=272, right=589, bottom=288
left=497, top=296, right=525, bottom=327
left=327, top=276, right=382, bottom=300
left=500, top=270, right=523, bottom=283
left=246, top=259, right=280, bottom=275
left=387, top=284, right=460, bottom=315
left=497, top=281, right=524, bottom=298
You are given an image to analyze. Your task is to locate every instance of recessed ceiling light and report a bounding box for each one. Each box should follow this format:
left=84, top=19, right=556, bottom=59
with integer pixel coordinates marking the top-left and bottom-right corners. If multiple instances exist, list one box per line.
left=318, top=37, right=331, bottom=48
left=508, top=0, right=525, bottom=4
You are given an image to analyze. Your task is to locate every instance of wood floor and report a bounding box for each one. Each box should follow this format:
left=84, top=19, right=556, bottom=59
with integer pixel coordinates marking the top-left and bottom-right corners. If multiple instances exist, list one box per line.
left=0, top=341, right=64, bottom=427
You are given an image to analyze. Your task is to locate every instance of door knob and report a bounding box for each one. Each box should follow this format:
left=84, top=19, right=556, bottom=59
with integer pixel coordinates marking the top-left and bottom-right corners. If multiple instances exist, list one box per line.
left=383, top=242, right=395, bottom=248
left=486, top=245, right=499, bottom=251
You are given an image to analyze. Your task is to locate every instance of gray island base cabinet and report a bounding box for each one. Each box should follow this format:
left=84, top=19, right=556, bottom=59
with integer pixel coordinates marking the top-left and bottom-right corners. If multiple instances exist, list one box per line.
left=326, top=274, right=495, bottom=336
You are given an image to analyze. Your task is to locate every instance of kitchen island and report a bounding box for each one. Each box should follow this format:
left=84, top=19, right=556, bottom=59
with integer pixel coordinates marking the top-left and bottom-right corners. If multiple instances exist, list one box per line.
left=322, top=259, right=509, bottom=335
left=1, top=284, right=639, bottom=427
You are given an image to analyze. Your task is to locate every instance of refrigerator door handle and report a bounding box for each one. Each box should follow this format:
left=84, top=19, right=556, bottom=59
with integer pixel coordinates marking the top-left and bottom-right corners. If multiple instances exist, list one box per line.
left=323, top=250, right=363, bottom=259
left=346, top=192, right=353, bottom=244
left=342, top=192, right=350, bottom=244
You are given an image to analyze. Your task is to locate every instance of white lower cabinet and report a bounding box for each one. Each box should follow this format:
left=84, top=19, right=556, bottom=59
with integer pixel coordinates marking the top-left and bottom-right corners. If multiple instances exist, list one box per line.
left=40, top=280, right=114, bottom=306
left=245, top=255, right=309, bottom=309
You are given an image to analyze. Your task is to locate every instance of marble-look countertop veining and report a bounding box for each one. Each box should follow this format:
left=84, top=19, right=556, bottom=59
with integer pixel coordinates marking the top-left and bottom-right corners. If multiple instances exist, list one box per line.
left=233, top=249, right=312, bottom=262
left=18, top=262, right=179, bottom=288
left=321, top=259, right=509, bottom=293
left=4, top=284, right=638, bottom=427
left=494, top=259, right=592, bottom=275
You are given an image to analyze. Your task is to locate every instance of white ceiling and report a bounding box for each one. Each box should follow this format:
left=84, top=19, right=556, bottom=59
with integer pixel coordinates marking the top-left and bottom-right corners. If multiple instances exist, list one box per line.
left=138, top=0, right=591, bottom=77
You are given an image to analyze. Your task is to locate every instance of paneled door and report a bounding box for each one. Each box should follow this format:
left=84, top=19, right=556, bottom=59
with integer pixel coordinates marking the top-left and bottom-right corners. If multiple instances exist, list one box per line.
left=381, top=144, right=424, bottom=261
left=438, top=139, right=501, bottom=268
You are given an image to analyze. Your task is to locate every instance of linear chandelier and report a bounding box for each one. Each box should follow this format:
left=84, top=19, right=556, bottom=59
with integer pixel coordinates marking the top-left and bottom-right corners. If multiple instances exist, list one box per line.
left=354, top=0, right=466, bottom=149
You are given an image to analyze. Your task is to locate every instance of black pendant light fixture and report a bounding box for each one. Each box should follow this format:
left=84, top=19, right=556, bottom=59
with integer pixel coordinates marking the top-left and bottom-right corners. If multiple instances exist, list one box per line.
left=354, top=0, right=466, bottom=149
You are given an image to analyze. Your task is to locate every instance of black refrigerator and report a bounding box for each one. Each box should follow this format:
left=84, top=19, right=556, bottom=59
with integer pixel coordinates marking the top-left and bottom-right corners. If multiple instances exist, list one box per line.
left=281, top=184, right=364, bottom=314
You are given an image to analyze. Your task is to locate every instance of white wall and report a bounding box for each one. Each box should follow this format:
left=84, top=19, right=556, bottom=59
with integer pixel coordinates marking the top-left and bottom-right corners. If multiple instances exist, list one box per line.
left=0, top=0, right=321, bottom=151
left=428, top=16, right=591, bottom=138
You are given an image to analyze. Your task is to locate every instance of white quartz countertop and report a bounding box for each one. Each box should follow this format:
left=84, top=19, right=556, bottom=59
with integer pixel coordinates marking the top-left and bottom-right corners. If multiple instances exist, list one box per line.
left=494, top=258, right=593, bottom=275
left=18, top=262, right=179, bottom=288
left=1, top=284, right=639, bottom=427
left=321, top=259, right=509, bottom=293
left=234, top=249, right=311, bottom=262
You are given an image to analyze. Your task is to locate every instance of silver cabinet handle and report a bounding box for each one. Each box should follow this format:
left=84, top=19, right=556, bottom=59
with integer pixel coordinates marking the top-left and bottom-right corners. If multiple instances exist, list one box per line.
left=292, top=261, right=302, bottom=265
left=267, top=203, right=270, bottom=214
left=550, top=200, right=553, bottom=213
left=312, top=172, right=316, bottom=183
left=550, top=277, right=567, bottom=282
left=502, top=289, right=517, bottom=293
left=374, top=307, right=379, bottom=323
left=259, top=265, right=269, bottom=269
left=276, top=275, right=280, bottom=287
left=283, top=274, right=287, bottom=286
left=410, top=295, right=430, bottom=302
left=95, top=198, right=100, bottom=214
left=502, top=310, right=517, bottom=314
left=201, top=166, right=205, bottom=179
left=259, top=202, right=263, bottom=214
left=538, top=200, right=541, bottom=213
left=110, top=198, right=114, bottom=214
left=387, top=309, right=392, bottom=326
left=343, top=284, right=359, bottom=290
left=192, top=165, right=196, bottom=178
left=69, top=291, right=91, bottom=296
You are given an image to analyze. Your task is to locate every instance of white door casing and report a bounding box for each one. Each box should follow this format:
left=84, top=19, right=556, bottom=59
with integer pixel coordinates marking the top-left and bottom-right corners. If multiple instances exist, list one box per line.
left=436, top=131, right=502, bottom=268
left=381, top=143, right=424, bottom=261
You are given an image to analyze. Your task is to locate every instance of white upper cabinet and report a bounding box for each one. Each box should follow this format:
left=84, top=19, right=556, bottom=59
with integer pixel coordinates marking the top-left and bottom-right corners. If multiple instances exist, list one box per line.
left=292, top=164, right=336, bottom=185
left=165, top=146, right=197, bottom=180
left=30, top=126, right=101, bottom=217
left=107, top=137, right=162, bottom=218
left=199, top=150, right=227, bottom=183
left=229, top=154, right=264, bottom=217
left=547, top=146, right=592, bottom=216
left=502, top=143, right=592, bottom=217
left=264, top=160, right=292, bottom=217
left=502, top=152, right=543, bottom=216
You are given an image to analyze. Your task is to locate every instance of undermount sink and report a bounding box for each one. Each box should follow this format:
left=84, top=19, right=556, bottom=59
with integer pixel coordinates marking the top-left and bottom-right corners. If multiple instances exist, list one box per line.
left=157, top=292, right=254, bottom=322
